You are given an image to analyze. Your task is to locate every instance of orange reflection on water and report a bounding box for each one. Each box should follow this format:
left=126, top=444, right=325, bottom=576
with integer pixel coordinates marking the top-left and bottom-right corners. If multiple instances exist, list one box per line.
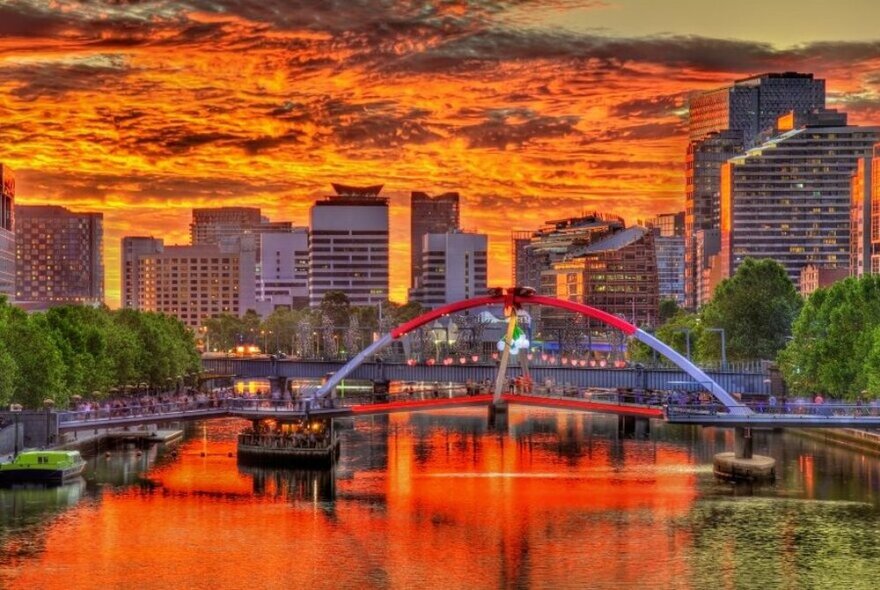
left=7, top=412, right=698, bottom=589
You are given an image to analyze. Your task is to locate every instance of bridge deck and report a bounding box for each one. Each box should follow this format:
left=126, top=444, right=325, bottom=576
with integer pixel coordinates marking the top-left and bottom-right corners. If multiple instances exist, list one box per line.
left=57, top=393, right=664, bottom=432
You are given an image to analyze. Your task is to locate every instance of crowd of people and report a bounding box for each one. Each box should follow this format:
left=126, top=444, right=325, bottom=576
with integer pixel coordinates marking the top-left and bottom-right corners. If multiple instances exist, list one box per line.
left=239, top=420, right=333, bottom=450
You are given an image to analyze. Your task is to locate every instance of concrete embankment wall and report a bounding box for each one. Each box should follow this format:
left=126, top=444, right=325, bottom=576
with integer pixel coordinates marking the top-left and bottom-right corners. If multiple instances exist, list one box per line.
left=790, top=428, right=880, bottom=455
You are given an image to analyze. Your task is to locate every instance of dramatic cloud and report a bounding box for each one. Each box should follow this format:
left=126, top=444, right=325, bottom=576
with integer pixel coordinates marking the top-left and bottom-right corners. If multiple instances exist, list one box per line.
left=0, top=0, right=878, bottom=304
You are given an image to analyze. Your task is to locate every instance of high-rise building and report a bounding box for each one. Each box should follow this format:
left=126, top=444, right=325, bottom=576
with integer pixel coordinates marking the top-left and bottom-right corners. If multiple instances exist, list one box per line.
left=689, top=72, right=826, bottom=147
left=511, top=231, right=532, bottom=287
left=134, top=236, right=256, bottom=329
left=255, top=228, right=310, bottom=315
left=410, top=192, right=460, bottom=288
left=0, top=164, right=14, bottom=300
left=720, top=111, right=879, bottom=287
left=514, top=214, right=625, bottom=292
left=695, top=229, right=721, bottom=306
left=191, top=207, right=261, bottom=245
left=873, top=144, right=880, bottom=273
left=685, top=72, right=826, bottom=307
left=309, top=184, right=389, bottom=307
left=540, top=226, right=659, bottom=328
left=121, top=236, right=164, bottom=309
left=409, top=231, right=488, bottom=308
left=647, top=212, right=685, bottom=305
left=851, top=156, right=872, bottom=277
left=15, top=205, right=103, bottom=305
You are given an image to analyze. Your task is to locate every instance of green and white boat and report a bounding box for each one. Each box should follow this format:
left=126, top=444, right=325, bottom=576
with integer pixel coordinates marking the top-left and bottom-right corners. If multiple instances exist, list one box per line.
left=0, top=451, right=86, bottom=485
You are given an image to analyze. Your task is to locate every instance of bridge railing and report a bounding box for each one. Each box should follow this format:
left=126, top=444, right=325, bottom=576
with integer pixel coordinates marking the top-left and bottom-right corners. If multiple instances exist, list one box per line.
left=666, top=401, right=880, bottom=419
left=58, top=399, right=231, bottom=424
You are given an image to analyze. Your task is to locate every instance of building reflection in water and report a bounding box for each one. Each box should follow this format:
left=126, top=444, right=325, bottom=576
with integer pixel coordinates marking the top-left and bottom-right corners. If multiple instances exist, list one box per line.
left=239, top=464, right=335, bottom=502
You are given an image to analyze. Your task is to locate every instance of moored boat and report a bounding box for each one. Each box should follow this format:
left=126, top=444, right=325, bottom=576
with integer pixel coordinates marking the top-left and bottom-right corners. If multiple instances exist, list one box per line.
left=0, top=451, right=86, bottom=485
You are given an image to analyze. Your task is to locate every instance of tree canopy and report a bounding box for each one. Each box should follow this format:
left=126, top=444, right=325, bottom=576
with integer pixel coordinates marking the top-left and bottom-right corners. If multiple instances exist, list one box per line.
left=698, top=258, right=801, bottom=361
left=0, top=298, right=199, bottom=409
left=779, top=275, right=880, bottom=399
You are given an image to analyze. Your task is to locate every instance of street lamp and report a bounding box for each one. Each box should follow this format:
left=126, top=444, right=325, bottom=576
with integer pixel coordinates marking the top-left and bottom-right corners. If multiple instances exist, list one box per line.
left=674, top=328, right=692, bottom=360
left=706, top=328, right=727, bottom=368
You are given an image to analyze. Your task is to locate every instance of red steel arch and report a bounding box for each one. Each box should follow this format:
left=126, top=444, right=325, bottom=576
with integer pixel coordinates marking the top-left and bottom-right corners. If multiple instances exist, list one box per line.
left=317, top=291, right=748, bottom=414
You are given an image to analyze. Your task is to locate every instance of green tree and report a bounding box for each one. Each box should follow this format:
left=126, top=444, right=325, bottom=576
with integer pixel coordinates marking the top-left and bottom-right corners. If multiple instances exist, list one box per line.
left=779, top=275, right=880, bottom=399
left=0, top=309, right=66, bottom=408
left=658, top=298, right=681, bottom=325
left=320, top=291, right=351, bottom=328
left=698, top=258, right=801, bottom=361
left=629, top=310, right=702, bottom=363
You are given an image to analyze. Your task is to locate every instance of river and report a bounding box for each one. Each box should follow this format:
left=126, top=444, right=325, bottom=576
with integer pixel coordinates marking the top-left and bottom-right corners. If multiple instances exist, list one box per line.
left=2, top=408, right=880, bottom=589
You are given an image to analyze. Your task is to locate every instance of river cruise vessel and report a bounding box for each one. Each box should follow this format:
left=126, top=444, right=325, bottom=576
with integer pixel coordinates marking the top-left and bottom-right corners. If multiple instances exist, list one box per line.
left=0, top=451, right=86, bottom=485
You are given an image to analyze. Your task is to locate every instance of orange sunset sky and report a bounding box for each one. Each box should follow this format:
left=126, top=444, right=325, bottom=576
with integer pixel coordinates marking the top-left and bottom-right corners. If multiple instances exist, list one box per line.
left=2, top=0, right=880, bottom=306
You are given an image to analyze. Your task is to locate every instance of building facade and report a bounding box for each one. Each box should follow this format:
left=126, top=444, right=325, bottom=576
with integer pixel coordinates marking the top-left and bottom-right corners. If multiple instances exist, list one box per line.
left=309, top=184, right=389, bottom=307
left=685, top=72, right=827, bottom=308
left=190, top=207, right=263, bottom=245
left=409, top=231, right=488, bottom=308
left=135, top=237, right=256, bottom=329
left=15, top=205, right=103, bottom=305
left=410, top=192, right=460, bottom=288
left=695, top=229, right=722, bottom=306
left=0, top=165, right=14, bottom=300
left=255, top=228, right=310, bottom=315
left=540, top=226, right=659, bottom=328
left=514, top=214, right=625, bottom=292
left=799, top=265, right=850, bottom=297
left=720, top=112, right=879, bottom=287
left=851, top=157, right=872, bottom=277
left=121, top=236, right=164, bottom=309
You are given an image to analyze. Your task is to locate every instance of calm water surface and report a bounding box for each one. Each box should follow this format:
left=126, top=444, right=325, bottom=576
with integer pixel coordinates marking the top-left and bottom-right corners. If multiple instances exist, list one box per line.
left=2, top=409, right=880, bottom=589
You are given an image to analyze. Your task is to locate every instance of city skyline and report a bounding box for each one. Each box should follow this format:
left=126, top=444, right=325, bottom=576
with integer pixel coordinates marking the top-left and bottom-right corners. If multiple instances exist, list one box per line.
left=2, top=2, right=880, bottom=304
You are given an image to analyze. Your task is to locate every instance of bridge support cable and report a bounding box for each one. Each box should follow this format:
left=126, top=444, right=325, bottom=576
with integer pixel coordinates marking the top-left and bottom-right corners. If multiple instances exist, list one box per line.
left=633, top=329, right=751, bottom=416
left=315, top=333, right=393, bottom=399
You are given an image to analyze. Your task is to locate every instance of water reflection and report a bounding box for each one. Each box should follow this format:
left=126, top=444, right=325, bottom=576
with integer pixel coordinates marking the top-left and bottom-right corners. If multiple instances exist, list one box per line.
left=239, top=464, right=336, bottom=501
left=4, top=412, right=880, bottom=589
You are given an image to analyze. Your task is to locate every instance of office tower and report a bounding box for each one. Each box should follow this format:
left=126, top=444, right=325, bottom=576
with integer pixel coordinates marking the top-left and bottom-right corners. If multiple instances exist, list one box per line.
left=685, top=72, right=826, bottom=307
left=15, top=205, right=103, bottom=305
left=0, top=165, right=14, bottom=300
left=309, top=183, right=389, bottom=306
left=720, top=111, right=879, bottom=288
left=695, top=229, right=721, bottom=306
left=191, top=207, right=262, bottom=245
left=121, top=237, right=164, bottom=309
left=515, top=214, right=626, bottom=293
left=409, top=231, right=488, bottom=308
left=851, top=152, right=877, bottom=276
left=511, top=231, right=532, bottom=287
left=255, top=228, right=310, bottom=315
left=135, top=236, right=256, bottom=329
left=540, top=226, right=659, bottom=328
left=647, top=212, right=685, bottom=305
left=410, top=192, right=460, bottom=288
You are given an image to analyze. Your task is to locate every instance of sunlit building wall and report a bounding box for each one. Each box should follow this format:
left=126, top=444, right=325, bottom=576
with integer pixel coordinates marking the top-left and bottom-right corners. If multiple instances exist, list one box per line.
left=15, top=205, right=103, bottom=305
left=720, top=111, right=879, bottom=289
left=409, top=231, right=487, bottom=308
left=136, top=236, right=256, bottom=329
left=410, top=192, right=460, bottom=289
left=309, top=184, right=389, bottom=307
left=851, top=157, right=872, bottom=277
left=0, top=164, right=14, bottom=300
left=121, top=236, right=164, bottom=309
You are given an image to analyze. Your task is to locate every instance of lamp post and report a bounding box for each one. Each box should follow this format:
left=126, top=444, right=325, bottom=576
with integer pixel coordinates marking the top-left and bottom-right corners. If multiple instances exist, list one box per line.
left=674, top=328, right=692, bottom=360
left=706, top=328, right=727, bottom=368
